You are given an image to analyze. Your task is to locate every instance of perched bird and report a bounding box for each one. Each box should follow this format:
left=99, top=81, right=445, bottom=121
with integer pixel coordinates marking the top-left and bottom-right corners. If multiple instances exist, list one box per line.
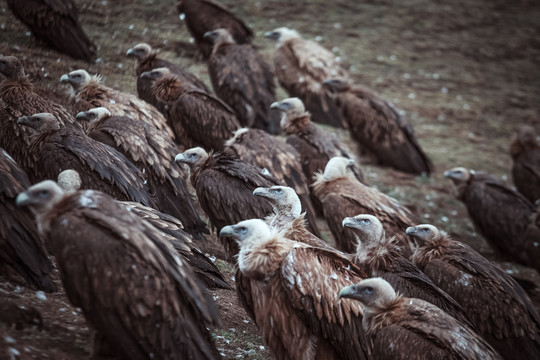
left=17, top=112, right=154, bottom=206
left=340, top=278, right=502, bottom=360
left=220, top=219, right=369, bottom=360
left=16, top=180, right=221, bottom=360
left=60, top=69, right=176, bottom=141
left=176, top=0, right=253, bottom=59
left=313, top=157, right=415, bottom=256
left=175, top=147, right=278, bottom=258
left=444, top=167, right=535, bottom=266
left=7, top=0, right=96, bottom=61
left=205, top=28, right=279, bottom=134
left=265, top=27, right=346, bottom=128
left=342, top=214, right=471, bottom=325
left=407, top=224, right=540, bottom=360
left=145, top=67, right=240, bottom=151
left=323, top=78, right=433, bottom=175
left=510, top=126, right=540, bottom=203
left=0, top=148, right=56, bottom=292
left=76, top=107, right=208, bottom=238
left=225, top=128, right=321, bottom=237
left=524, top=202, right=540, bottom=273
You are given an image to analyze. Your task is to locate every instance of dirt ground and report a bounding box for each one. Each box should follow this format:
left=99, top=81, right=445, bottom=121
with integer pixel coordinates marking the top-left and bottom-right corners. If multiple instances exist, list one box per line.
left=0, top=0, right=539, bottom=358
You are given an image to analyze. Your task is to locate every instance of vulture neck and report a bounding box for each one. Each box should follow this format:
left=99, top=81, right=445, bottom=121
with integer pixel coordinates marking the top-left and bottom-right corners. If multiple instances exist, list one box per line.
left=0, top=77, right=33, bottom=103
left=238, top=236, right=294, bottom=281
left=410, top=234, right=449, bottom=270
left=137, top=52, right=158, bottom=75
left=282, top=113, right=311, bottom=135
left=77, top=77, right=106, bottom=100
left=267, top=203, right=302, bottom=232
left=363, top=296, right=404, bottom=335
left=152, top=76, right=184, bottom=103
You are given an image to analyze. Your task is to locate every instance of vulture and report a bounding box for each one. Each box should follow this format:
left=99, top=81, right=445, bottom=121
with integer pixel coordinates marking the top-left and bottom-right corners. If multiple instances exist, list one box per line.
left=220, top=219, right=369, bottom=360
left=253, top=185, right=328, bottom=248
left=60, top=69, right=176, bottom=141
left=0, top=148, right=56, bottom=293
left=342, top=214, right=471, bottom=326
left=205, top=29, right=280, bottom=134
left=76, top=107, right=208, bottom=238
left=313, top=157, right=415, bottom=256
left=57, top=169, right=229, bottom=290
left=339, top=278, right=503, bottom=360
left=510, top=125, right=540, bottom=203
left=524, top=202, right=540, bottom=273
left=225, top=128, right=321, bottom=237
left=407, top=224, right=540, bottom=359
left=126, top=43, right=210, bottom=112
left=0, top=56, right=78, bottom=169
left=7, top=0, right=96, bottom=61
left=444, top=167, right=535, bottom=266
left=323, top=78, right=433, bottom=175
left=16, top=180, right=221, bottom=360
left=175, top=147, right=279, bottom=259
left=176, top=0, right=253, bottom=59
left=265, top=27, right=346, bottom=128
left=145, top=67, right=240, bottom=151
left=17, top=112, right=154, bottom=206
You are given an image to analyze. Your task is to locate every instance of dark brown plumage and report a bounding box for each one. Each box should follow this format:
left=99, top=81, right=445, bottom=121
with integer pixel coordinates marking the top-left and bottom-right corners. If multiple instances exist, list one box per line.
left=407, top=224, right=540, bottom=359
left=323, top=78, right=433, bottom=175
left=175, top=147, right=279, bottom=259
left=265, top=27, right=346, bottom=128
left=220, top=219, right=369, bottom=360
left=340, top=278, right=502, bottom=360
left=444, top=167, right=535, bottom=266
left=147, top=68, right=240, bottom=151
left=176, top=0, right=253, bottom=59
left=17, top=113, right=154, bottom=207
left=313, top=157, right=415, bottom=256
left=60, top=69, right=176, bottom=141
left=0, top=148, right=56, bottom=292
left=225, top=128, right=321, bottom=237
left=205, top=29, right=279, bottom=134
left=16, top=181, right=221, bottom=360
left=76, top=107, right=208, bottom=238
left=510, top=126, right=540, bottom=203
left=7, top=0, right=95, bottom=61
left=524, top=202, right=540, bottom=274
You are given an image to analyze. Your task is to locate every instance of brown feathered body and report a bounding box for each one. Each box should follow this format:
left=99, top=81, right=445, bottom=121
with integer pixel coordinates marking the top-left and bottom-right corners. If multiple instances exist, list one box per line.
left=410, top=231, right=540, bottom=359
left=32, top=187, right=221, bottom=359
left=176, top=0, right=253, bottom=59
left=331, top=83, right=433, bottom=175
left=524, top=203, right=540, bottom=273
left=0, top=149, right=55, bottom=292
left=208, top=39, right=279, bottom=134
left=225, top=128, right=321, bottom=237
left=510, top=126, right=540, bottom=203
left=7, top=0, right=95, bottom=61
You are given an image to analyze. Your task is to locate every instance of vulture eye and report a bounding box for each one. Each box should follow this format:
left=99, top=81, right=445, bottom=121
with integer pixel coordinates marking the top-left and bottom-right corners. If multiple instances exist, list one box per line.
left=236, top=226, right=247, bottom=234
left=360, top=219, right=371, bottom=225
left=421, top=228, right=430, bottom=233
left=272, top=188, right=283, bottom=195
left=73, top=74, right=81, bottom=79
left=363, top=286, right=373, bottom=294
left=37, top=190, right=49, bottom=198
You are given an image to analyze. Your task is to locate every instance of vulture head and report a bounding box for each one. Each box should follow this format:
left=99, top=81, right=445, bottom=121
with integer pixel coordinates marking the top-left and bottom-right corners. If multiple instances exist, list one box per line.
left=322, top=78, right=352, bottom=94
left=220, top=219, right=272, bottom=249
left=322, top=156, right=356, bottom=181
left=0, top=56, right=25, bottom=80
left=510, top=125, right=539, bottom=158
left=343, top=214, right=384, bottom=247
left=57, top=169, right=82, bottom=193
left=444, top=167, right=473, bottom=197
left=270, top=98, right=309, bottom=129
left=253, top=186, right=302, bottom=217
left=339, top=277, right=397, bottom=310
left=405, top=224, right=442, bottom=250
left=16, top=180, right=65, bottom=217
left=264, top=27, right=300, bottom=46
left=17, top=113, right=61, bottom=132
left=60, top=69, right=92, bottom=90
left=76, top=107, right=111, bottom=123
left=126, top=43, right=153, bottom=61
left=140, top=67, right=172, bottom=81
left=175, top=147, right=209, bottom=168
left=204, top=28, right=235, bottom=46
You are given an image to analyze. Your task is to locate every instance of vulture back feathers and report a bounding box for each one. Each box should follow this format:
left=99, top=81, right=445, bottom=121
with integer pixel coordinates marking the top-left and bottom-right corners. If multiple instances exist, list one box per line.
left=510, top=125, right=540, bottom=203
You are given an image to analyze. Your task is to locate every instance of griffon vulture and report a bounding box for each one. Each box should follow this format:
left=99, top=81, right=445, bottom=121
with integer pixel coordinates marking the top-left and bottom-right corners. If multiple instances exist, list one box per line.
left=17, top=113, right=154, bottom=207
left=340, top=278, right=502, bottom=360
left=0, top=149, right=56, bottom=292
left=524, top=203, right=540, bottom=273
left=205, top=29, right=279, bottom=134
left=7, top=0, right=96, bottom=61
left=75, top=107, right=208, bottom=238
left=16, top=180, right=221, bottom=360
left=444, top=167, right=534, bottom=266
left=323, top=78, right=433, bottom=175
left=265, top=27, right=346, bottom=128
left=510, top=125, right=540, bottom=203
left=313, top=157, right=415, bottom=256
left=220, top=219, right=369, bottom=360
left=407, top=224, right=540, bottom=359
left=176, top=0, right=253, bottom=59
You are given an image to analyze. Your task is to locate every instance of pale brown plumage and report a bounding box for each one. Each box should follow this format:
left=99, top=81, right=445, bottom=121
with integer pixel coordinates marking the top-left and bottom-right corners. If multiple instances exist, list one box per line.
left=510, top=125, right=540, bottom=203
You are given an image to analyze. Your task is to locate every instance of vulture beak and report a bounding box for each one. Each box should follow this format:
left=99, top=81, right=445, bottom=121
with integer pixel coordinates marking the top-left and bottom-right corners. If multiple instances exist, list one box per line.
left=270, top=101, right=290, bottom=111
left=346, top=159, right=355, bottom=168
left=75, top=111, right=89, bottom=121
left=264, top=31, right=279, bottom=40
left=126, top=48, right=136, bottom=57
left=59, top=74, right=70, bottom=83
left=339, top=284, right=358, bottom=299
left=15, top=191, right=31, bottom=207
left=219, top=225, right=235, bottom=238
left=253, top=187, right=270, bottom=198
left=203, top=31, right=218, bottom=41
left=342, top=217, right=356, bottom=229
left=405, top=226, right=418, bottom=235
left=174, top=153, right=187, bottom=164
left=140, top=71, right=152, bottom=79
